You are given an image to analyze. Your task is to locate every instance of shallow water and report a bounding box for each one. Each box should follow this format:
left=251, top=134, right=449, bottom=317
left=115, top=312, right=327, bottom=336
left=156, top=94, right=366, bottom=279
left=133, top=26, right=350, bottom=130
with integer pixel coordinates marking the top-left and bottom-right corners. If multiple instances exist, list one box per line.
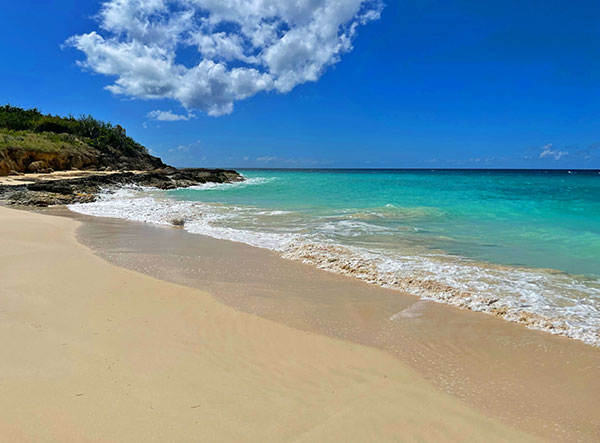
left=69, top=169, right=600, bottom=345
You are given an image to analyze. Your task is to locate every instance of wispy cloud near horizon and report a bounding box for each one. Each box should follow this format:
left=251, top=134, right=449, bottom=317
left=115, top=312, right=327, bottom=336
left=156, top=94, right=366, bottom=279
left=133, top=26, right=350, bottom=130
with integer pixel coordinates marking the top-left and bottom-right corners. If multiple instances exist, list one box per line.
left=67, top=0, right=383, bottom=117
left=539, top=143, right=568, bottom=160
left=422, top=142, right=600, bottom=168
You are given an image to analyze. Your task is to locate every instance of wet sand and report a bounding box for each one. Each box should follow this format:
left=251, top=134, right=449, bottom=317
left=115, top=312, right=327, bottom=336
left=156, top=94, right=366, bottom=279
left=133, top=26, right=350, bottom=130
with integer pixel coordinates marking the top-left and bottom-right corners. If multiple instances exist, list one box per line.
left=0, top=205, right=541, bottom=442
left=64, top=209, right=600, bottom=441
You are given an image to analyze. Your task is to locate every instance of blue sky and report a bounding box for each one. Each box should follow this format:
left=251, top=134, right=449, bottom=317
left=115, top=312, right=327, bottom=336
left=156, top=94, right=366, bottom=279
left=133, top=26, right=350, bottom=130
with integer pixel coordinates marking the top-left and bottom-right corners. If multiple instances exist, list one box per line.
left=0, top=0, right=598, bottom=168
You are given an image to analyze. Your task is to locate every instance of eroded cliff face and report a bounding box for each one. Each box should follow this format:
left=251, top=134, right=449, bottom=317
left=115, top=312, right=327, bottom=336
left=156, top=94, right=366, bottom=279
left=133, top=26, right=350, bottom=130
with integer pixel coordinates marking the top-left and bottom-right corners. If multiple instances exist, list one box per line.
left=0, top=147, right=98, bottom=175
left=0, top=105, right=170, bottom=175
left=0, top=125, right=244, bottom=206
left=0, top=135, right=165, bottom=176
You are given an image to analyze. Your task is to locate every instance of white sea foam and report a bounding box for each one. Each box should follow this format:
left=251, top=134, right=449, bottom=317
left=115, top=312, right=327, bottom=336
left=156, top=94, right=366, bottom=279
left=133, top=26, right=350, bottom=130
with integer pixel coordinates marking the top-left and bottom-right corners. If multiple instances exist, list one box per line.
left=281, top=241, right=600, bottom=345
left=316, top=220, right=392, bottom=237
left=69, top=185, right=600, bottom=347
left=69, top=185, right=296, bottom=251
left=187, top=176, right=276, bottom=190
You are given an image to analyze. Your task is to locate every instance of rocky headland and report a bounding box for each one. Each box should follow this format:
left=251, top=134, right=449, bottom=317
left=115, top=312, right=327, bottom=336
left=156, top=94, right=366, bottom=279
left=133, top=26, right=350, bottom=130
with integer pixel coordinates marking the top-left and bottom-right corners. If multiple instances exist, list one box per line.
left=0, top=168, right=243, bottom=207
left=0, top=105, right=243, bottom=206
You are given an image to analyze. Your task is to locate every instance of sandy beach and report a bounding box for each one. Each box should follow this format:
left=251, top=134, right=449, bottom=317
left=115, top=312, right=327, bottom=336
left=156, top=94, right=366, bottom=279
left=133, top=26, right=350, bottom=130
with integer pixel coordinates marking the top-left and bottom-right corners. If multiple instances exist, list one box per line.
left=70, top=207, right=600, bottom=441
left=2, top=0, right=598, bottom=440
left=0, top=170, right=142, bottom=187
left=0, top=205, right=546, bottom=442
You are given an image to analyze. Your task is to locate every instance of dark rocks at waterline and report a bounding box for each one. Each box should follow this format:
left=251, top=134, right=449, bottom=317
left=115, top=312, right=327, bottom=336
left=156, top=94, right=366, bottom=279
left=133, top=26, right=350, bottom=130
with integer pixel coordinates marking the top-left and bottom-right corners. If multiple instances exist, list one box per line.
left=0, top=168, right=243, bottom=207
left=169, top=217, right=186, bottom=227
left=3, top=190, right=97, bottom=206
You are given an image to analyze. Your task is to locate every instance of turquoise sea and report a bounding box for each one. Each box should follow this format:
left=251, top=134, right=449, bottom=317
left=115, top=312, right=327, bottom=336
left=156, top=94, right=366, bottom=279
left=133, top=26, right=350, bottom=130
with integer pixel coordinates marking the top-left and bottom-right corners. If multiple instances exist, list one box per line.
left=70, top=169, right=600, bottom=345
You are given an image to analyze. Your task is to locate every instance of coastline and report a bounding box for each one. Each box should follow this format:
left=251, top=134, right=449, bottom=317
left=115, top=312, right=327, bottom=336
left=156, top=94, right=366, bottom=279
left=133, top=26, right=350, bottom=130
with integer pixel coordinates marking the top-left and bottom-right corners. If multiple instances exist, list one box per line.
left=44, top=206, right=600, bottom=440
left=0, top=205, right=543, bottom=442
left=0, top=168, right=243, bottom=207
left=65, top=170, right=600, bottom=347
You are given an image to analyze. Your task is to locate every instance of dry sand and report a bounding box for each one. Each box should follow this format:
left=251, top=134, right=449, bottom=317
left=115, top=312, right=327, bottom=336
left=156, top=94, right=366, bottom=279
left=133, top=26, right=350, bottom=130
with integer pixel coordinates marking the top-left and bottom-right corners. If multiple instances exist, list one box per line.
left=0, top=206, right=537, bottom=442
left=0, top=170, right=143, bottom=186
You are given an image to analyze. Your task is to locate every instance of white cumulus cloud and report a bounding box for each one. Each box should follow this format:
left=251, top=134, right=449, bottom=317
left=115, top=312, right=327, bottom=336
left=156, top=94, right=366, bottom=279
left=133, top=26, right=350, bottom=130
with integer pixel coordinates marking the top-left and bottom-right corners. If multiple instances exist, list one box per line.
left=67, top=0, right=383, bottom=116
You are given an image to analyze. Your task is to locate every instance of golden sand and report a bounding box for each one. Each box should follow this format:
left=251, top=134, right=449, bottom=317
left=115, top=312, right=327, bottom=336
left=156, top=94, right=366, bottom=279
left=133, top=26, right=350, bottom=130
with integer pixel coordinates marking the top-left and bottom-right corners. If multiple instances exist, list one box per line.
left=0, top=206, right=539, bottom=442
left=0, top=170, right=144, bottom=186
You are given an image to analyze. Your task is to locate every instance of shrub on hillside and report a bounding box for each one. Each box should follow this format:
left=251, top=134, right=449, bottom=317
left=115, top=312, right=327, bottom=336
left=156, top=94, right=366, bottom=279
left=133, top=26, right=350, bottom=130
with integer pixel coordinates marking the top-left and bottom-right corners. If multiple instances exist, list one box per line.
left=0, top=105, right=148, bottom=156
left=0, top=105, right=41, bottom=131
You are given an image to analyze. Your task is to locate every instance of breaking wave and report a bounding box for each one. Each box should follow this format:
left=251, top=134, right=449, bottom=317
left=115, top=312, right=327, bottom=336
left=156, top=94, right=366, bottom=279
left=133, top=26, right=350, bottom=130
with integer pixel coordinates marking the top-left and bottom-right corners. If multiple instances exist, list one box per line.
left=69, top=185, right=600, bottom=347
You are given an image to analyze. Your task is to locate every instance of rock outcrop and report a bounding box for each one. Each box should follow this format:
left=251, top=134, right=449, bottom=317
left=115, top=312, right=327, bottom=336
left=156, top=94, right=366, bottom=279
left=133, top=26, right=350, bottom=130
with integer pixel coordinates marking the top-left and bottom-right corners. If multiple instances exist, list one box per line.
left=0, top=168, right=243, bottom=207
left=0, top=142, right=165, bottom=176
left=0, top=105, right=168, bottom=176
left=0, top=107, right=243, bottom=206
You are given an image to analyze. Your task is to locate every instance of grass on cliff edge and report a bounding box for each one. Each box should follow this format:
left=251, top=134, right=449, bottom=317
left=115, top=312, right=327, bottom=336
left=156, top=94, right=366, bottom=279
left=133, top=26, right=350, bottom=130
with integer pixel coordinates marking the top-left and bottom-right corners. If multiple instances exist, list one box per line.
left=0, top=129, right=94, bottom=154
left=0, top=104, right=150, bottom=156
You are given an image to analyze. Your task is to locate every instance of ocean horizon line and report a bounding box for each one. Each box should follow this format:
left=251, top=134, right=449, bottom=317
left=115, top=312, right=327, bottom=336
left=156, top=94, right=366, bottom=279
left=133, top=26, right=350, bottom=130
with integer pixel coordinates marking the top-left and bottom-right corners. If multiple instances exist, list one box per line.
left=175, top=167, right=600, bottom=173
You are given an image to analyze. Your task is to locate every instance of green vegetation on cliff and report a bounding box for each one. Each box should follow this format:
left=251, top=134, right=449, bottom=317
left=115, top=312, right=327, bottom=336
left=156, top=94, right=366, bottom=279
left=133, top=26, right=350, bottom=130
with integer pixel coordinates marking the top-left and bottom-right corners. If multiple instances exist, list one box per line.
left=1, top=105, right=141, bottom=154
left=0, top=105, right=164, bottom=175
left=1, top=131, right=90, bottom=153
